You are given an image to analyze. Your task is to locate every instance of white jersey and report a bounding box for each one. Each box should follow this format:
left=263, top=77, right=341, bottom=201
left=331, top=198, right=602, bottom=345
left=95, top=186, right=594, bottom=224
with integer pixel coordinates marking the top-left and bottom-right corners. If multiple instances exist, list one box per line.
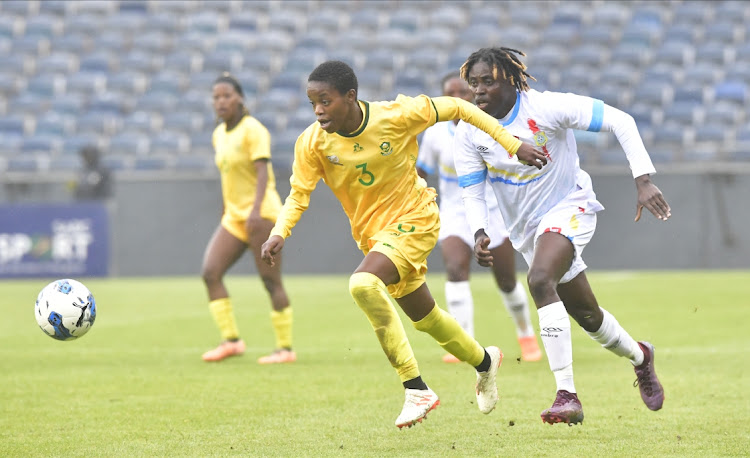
left=454, top=89, right=656, bottom=253
left=417, top=121, right=508, bottom=247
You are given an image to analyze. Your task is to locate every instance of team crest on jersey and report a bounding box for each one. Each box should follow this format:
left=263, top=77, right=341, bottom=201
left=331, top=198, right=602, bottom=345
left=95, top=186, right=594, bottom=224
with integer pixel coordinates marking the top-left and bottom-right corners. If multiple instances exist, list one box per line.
left=326, top=155, right=344, bottom=166
left=379, top=141, right=393, bottom=156
left=533, top=131, right=548, bottom=147
left=353, top=143, right=363, bottom=152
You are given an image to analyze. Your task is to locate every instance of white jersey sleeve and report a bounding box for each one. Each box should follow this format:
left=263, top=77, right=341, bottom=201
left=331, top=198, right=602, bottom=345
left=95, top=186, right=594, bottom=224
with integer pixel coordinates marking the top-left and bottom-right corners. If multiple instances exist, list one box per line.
left=454, top=120, right=489, bottom=238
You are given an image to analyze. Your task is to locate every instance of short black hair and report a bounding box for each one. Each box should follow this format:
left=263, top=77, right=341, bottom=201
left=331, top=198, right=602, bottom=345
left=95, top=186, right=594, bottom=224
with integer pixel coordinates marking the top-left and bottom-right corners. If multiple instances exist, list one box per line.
left=214, top=72, right=244, bottom=97
left=460, top=47, right=535, bottom=92
left=308, top=60, right=358, bottom=96
left=441, top=71, right=462, bottom=87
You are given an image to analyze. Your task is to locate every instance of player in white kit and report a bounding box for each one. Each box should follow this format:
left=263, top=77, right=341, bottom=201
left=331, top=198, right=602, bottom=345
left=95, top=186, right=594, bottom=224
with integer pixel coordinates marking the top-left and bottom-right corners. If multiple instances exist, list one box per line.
left=417, top=73, right=541, bottom=363
left=453, top=47, right=669, bottom=425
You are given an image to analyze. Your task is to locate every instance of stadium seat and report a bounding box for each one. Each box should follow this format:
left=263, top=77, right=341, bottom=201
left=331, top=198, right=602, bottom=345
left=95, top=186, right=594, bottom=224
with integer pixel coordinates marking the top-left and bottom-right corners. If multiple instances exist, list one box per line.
left=75, top=111, right=122, bottom=136
left=714, top=81, right=748, bottom=104
left=35, top=114, right=73, bottom=137
left=123, top=111, right=161, bottom=133
left=349, top=9, right=384, bottom=31
left=509, top=7, right=550, bottom=28
left=24, top=15, right=62, bottom=39
left=176, top=90, right=212, bottom=114
left=173, top=154, right=214, bottom=171
left=50, top=94, right=86, bottom=117
left=101, top=154, right=132, bottom=171
left=610, top=43, right=652, bottom=66
left=94, top=32, right=130, bottom=54
left=0, top=135, right=22, bottom=156
left=683, top=63, right=720, bottom=86
left=9, top=92, right=49, bottom=115
left=144, top=12, right=183, bottom=35
left=52, top=33, right=91, bottom=56
left=387, top=10, right=422, bottom=33
left=215, top=30, right=254, bottom=54
left=89, top=92, right=128, bottom=115
left=673, top=86, right=707, bottom=104
left=26, top=74, right=65, bottom=98
left=255, top=30, right=294, bottom=54
left=66, top=71, right=107, bottom=96
left=108, top=71, right=148, bottom=95
left=714, top=1, right=749, bottom=24
left=7, top=155, right=40, bottom=172
left=61, top=134, right=101, bottom=156
left=134, top=155, right=171, bottom=171
left=0, top=115, right=27, bottom=137
left=135, top=91, right=179, bottom=112
left=271, top=71, right=306, bottom=92
left=119, top=51, right=162, bottom=74
left=131, top=31, right=173, bottom=54
left=2, top=0, right=35, bottom=15
left=118, top=0, right=149, bottom=14
left=569, top=44, right=609, bottom=67
left=12, top=35, right=50, bottom=55
left=163, top=112, right=203, bottom=132
left=653, top=41, right=694, bottom=67
left=695, top=43, right=730, bottom=66
left=49, top=155, right=82, bottom=172
left=429, top=6, right=466, bottom=29
left=724, top=62, right=750, bottom=85
left=592, top=3, right=630, bottom=26
left=704, top=21, right=740, bottom=45
left=365, top=49, right=400, bottom=72
left=663, top=101, right=701, bottom=126
left=704, top=101, right=742, bottom=126
left=186, top=11, right=225, bottom=35
left=203, top=50, right=244, bottom=74
left=63, top=14, right=102, bottom=37
left=21, top=134, right=63, bottom=155
left=627, top=103, right=656, bottom=130
left=632, top=83, right=673, bottom=108
left=79, top=52, right=116, bottom=74
left=0, top=53, right=35, bottom=76
left=150, top=132, right=190, bottom=155
left=671, top=2, right=710, bottom=26
left=190, top=132, right=215, bottom=156
left=0, top=71, right=20, bottom=95
left=149, top=71, right=188, bottom=95
left=307, top=10, right=347, bottom=33
left=579, top=24, right=618, bottom=46
left=109, top=133, right=150, bottom=156
left=38, top=52, right=79, bottom=74
left=228, top=11, right=260, bottom=32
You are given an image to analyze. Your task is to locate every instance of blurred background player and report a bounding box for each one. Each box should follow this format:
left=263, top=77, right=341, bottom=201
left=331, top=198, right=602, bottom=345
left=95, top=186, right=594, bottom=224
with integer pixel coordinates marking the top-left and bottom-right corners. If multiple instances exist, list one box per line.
left=454, top=47, right=668, bottom=425
left=417, top=72, right=542, bottom=364
left=201, top=73, right=294, bottom=364
left=72, top=145, right=112, bottom=201
left=261, top=61, right=547, bottom=428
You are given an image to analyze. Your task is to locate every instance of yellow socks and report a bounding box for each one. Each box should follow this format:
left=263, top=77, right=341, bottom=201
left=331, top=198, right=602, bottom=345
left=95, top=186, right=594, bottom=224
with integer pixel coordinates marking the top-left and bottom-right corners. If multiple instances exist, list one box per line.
left=349, top=272, right=420, bottom=382
left=208, top=297, right=240, bottom=341
left=413, top=304, right=485, bottom=366
left=270, top=307, right=293, bottom=349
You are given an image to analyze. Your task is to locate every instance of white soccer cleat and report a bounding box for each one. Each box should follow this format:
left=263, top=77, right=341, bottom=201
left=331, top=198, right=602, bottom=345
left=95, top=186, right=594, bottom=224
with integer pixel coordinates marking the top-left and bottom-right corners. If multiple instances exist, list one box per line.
left=475, top=346, right=503, bottom=414
left=395, top=388, right=440, bottom=429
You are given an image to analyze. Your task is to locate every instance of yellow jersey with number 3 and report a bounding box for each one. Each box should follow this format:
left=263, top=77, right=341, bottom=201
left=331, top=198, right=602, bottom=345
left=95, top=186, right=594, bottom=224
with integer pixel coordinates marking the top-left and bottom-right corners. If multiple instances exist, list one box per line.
left=213, top=115, right=282, bottom=222
left=271, top=94, right=522, bottom=251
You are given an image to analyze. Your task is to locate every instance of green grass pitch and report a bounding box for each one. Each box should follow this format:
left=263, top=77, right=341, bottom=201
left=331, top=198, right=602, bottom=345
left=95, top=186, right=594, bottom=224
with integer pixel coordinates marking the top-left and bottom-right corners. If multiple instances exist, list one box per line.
left=1, top=271, right=748, bottom=457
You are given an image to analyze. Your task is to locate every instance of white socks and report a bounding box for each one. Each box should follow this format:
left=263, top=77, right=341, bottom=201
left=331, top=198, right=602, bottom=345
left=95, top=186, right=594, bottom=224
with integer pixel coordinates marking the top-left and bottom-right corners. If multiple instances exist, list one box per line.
left=499, top=281, right=535, bottom=338
left=538, top=301, right=575, bottom=393
left=444, top=281, right=474, bottom=337
left=585, top=308, right=644, bottom=366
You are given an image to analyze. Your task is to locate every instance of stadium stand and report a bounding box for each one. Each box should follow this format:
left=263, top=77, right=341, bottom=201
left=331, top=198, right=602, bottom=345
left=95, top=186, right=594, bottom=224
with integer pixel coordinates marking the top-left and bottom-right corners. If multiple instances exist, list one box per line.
left=0, top=0, right=748, bottom=172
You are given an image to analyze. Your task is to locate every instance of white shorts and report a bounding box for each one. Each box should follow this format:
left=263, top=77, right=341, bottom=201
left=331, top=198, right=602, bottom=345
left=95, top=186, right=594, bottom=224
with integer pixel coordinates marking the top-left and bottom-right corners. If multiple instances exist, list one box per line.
left=518, top=201, right=597, bottom=284
left=439, top=203, right=509, bottom=249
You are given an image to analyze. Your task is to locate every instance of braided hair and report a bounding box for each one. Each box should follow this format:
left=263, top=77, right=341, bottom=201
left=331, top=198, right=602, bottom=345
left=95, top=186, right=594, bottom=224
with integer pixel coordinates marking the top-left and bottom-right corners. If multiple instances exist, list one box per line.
left=459, top=47, right=536, bottom=92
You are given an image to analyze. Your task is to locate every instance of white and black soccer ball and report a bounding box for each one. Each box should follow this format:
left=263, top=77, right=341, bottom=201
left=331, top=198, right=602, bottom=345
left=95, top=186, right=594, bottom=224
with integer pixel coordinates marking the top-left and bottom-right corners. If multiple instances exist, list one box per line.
left=35, top=279, right=97, bottom=341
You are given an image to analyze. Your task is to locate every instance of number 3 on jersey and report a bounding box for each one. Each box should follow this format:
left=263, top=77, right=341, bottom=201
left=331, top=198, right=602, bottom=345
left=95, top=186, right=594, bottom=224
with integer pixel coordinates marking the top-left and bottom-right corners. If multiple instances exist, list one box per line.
left=356, top=162, right=375, bottom=186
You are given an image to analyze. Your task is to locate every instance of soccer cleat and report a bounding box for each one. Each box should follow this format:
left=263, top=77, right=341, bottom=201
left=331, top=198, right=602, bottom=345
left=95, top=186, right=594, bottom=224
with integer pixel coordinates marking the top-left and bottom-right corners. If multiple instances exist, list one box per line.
left=202, top=339, right=246, bottom=362
left=518, top=336, right=543, bottom=362
left=633, top=341, right=664, bottom=411
left=395, top=388, right=440, bottom=429
left=442, top=353, right=461, bottom=363
left=257, top=348, right=297, bottom=364
left=475, top=346, right=503, bottom=414
left=541, top=390, right=584, bottom=425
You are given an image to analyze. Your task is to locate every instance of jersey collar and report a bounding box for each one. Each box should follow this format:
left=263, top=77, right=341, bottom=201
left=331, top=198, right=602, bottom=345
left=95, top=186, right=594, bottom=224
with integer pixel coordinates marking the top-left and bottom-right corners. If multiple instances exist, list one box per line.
left=337, top=100, right=370, bottom=137
left=498, top=92, right=520, bottom=126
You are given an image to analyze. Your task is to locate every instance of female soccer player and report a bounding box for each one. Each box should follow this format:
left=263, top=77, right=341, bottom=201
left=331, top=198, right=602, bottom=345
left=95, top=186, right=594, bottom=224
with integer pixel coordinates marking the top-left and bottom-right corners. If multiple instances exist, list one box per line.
left=201, top=73, right=295, bottom=365
left=261, top=61, right=547, bottom=429
left=454, top=47, right=668, bottom=425
left=417, top=72, right=542, bottom=364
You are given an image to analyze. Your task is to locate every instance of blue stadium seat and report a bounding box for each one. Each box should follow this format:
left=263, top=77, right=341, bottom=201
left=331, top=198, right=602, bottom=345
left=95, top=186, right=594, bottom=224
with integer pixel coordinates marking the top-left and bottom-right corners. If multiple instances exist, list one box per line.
left=653, top=41, right=693, bottom=67
left=215, top=31, right=253, bottom=54
left=24, top=15, right=61, bottom=39
left=131, top=31, right=173, bottom=54
left=592, top=3, right=630, bottom=25
left=2, top=0, right=34, bottom=15
left=284, top=52, right=325, bottom=75
left=271, top=71, right=305, bottom=92
left=268, top=10, right=306, bottom=35
left=119, top=0, right=150, bottom=14
left=163, top=112, right=203, bottom=132
left=558, top=65, right=595, bottom=93
left=135, top=91, right=179, bottom=112
left=122, top=111, right=160, bottom=133
left=724, top=62, right=750, bottom=84
left=660, top=24, right=696, bottom=45
left=144, top=12, right=183, bottom=34
left=350, top=9, right=384, bottom=31
left=365, top=49, right=399, bottom=72
left=89, top=92, right=127, bottom=115
left=150, top=132, right=190, bottom=155
left=63, top=14, right=101, bottom=37
left=0, top=134, right=22, bottom=156
left=203, top=50, right=244, bottom=74
left=101, top=154, right=132, bottom=171
left=671, top=2, right=709, bottom=25
left=509, top=8, right=550, bottom=27
left=627, top=103, right=656, bottom=130
left=7, top=155, right=40, bottom=172
left=79, top=52, right=115, bottom=74
left=0, top=16, right=20, bottom=39
left=62, top=134, right=100, bottom=156
left=714, top=1, right=749, bottom=24
left=9, top=92, right=49, bottom=115
left=50, top=94, right=86, bottom=116
left=632, top=83, right=672, bottom=108
left=244, top=51, right=277, bottom=73
left=682, top=63, right=720, bottom=86
left=0, top=71, right=20, bottom=95
left=620, top=23, right=661, bottom=48
left=119, top=51, right=162, bottom=74
left=26, top=74, right=66, bottom=98
left=409, top=47, right=447, bottom=75
left=175, top=90, right=212, bottom=114
left=52, top=33, right=91, bottom=55
left=75, top=0, right=116, bottom=15
left=704, top=101, right=741, bottom=126
left=0, top=53, right=35, bottom=76
left=429, top=6, right=466, bottom=29
left=255, top=30, right=294, bottom=54
left=307, top=10, right=346, bottom=33
left=12, top=35, right=50, bottom=55
left=673, top=86, right=706, bottom=104
left=134, top=156, right=171, bottom=171
left=108, top=71, right=148, bottom=95
left=569, top=44, right=608, bottom=67
left=35, top=114, right=73, bottom=136
left=76, top=111, right=122, bottom=136
left=272, top=130, right=299, bottom=157
left=49, top=155, right=82, bottom=172
left=252, top=109, right=283, bottom=133
left=663, top=101, right=701, bottom=126
left=232, top=71, right=261, bottom=96
left=149, top=71, right=188, bottom=95
left=22, top=134, right=63, bottom=155
left=610, top=43, right=652, bottom=66
left=66, top=71, right=107, bottom=96
left=714, top=81, right=748, bottom=104
left=96, top=32, right=131, bottom=54
left=228, top=11, right=259, bottom=32
left=387, top=10, right=422, bottom=33
left=695, top=43, right=729, bottom=65
left=190, top=132, right=214, bottom=156
left=416, top=27, right=456, bottom=50
left=552, top=4, right=583, bottom=27
left=186, top=11, right=224, bottom=35
left=0, top=115, right=26, bottom=137
left=704, top=21, right=740, bottom=45
left=109, top=133, right=150, bottom=156
left=38, top=52, right=78, bottom=74
left=579, top=24, right=618, bottom=46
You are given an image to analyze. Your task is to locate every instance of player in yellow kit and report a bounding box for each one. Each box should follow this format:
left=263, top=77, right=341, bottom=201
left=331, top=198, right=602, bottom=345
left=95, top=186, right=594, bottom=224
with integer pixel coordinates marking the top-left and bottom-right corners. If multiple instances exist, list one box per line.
left=202, top=74, right=295, bottom=364
left=261, top=61, right=547, bottom=428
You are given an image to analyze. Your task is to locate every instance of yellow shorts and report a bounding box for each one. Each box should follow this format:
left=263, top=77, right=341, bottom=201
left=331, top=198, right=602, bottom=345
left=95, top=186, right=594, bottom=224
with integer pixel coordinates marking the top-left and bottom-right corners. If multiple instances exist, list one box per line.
left=365, top=200, right=440, bottom=299
left=221, top=200, right=280, bottom=244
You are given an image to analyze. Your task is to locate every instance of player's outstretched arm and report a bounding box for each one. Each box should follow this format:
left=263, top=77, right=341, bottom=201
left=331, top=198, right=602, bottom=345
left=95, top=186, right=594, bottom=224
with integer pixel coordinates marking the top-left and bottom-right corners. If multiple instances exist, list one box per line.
left=634, top=175, right=671, bottom=222
left=261, top=235, right=285, bottom=266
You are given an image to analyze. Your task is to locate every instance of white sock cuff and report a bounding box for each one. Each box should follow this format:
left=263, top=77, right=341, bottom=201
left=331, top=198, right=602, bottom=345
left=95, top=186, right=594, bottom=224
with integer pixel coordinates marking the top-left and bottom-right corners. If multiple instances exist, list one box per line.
left=445, top=281, right=471, bottom=299
left=537, top=301, right=567, bottom=322
left=499, top=280, right=527, bottom=305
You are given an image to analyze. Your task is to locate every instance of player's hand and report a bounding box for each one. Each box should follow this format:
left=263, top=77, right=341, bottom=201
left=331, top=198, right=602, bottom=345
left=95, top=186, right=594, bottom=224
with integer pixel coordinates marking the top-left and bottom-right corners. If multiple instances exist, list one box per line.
left=245, top=210, right=263, bottom=235
left=261, top=235, right=285, bottom=266
left=634, top=175, right=671, bottom=222
left=473, top=230, right=493, bottom=267
left=516, top=142, right=548, bottom=170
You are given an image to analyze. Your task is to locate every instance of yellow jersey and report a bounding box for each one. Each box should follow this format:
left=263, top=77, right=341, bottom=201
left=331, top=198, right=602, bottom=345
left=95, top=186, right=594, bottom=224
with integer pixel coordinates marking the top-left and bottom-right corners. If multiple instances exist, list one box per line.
left=270, top=94, right=522, bottom=251
left=212, top=115, right=282, bottom=222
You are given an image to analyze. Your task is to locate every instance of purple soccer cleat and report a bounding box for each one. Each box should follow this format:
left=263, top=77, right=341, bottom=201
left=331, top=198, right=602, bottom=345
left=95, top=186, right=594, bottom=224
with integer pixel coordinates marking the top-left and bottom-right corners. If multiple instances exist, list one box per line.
left=541, top=390, right=584, bottom=425
left=634, top=341, right=665, bottom=411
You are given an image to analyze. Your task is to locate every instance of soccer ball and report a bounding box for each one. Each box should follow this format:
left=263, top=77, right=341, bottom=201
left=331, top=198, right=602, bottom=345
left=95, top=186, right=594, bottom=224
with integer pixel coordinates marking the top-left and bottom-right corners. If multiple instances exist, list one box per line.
left=34, top=279, right=97, bottom=341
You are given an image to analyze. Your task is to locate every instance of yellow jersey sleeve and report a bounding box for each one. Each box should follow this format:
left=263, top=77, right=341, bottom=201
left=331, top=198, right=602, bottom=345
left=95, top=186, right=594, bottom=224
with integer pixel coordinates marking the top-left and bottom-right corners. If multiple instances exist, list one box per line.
left=431, top=96, right=522, bottom=155
left=270, top=128, right=323, bottom=239
left=246, top=118, right=271, bottom=161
